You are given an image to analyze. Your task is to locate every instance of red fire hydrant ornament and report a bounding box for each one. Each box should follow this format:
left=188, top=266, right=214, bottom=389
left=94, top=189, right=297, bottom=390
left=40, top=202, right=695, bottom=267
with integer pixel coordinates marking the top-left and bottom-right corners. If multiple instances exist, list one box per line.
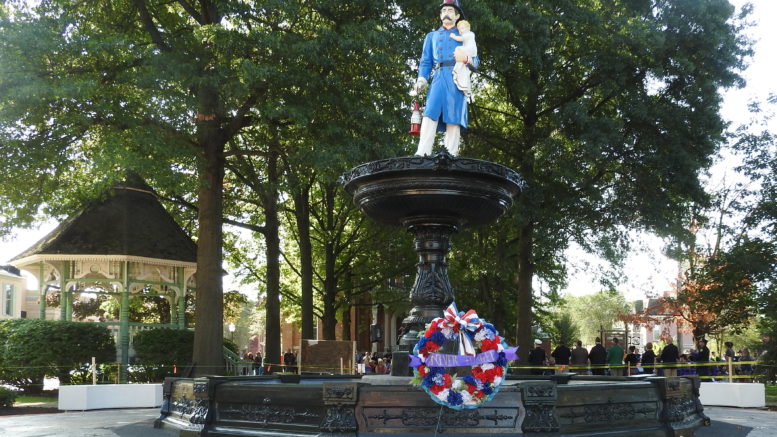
left=408, top=99, right=422, bottom=136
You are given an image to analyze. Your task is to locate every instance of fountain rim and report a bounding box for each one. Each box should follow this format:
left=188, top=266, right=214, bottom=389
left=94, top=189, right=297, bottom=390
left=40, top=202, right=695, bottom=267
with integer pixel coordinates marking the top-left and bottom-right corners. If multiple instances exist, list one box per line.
left=339, top=151, right=527, bottom=194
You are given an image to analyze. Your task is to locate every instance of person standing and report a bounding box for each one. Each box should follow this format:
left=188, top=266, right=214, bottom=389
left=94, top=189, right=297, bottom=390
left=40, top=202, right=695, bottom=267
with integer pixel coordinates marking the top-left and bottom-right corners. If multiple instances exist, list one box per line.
left=283, top=349, right=295, bottom=373
left=570, top=341, right=589, bottom=374
left=528, top=339, right=547, bottom=375
left=254, top=351, right=264, bottom=375
left=695, top=338, right=710, bottom=381
left=413, top=0, right=480, bottom=156
left=660, top=337, right=680, bottom=377
left=625, top=346, right=640, bottom=375
left=606, top=337, right=625, bottom=376
left=551, top=340, right=572, bottom=370
left=588, top=337, right=607, bottom=375
left=641, top=342, right=656, bottom=375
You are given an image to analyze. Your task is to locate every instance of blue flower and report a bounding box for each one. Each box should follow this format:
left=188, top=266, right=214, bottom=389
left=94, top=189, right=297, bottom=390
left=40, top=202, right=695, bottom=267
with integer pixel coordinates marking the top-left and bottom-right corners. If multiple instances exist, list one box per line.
left=482, top=382, right=493, bottom=395
left=496, top=352, right=508, bottom=367
left=421, top=375, right=435, bottom=389
left=463, top=374, right=479, bottom=386
left=447, top=390, right=463, bottom=406
left=417, top=337, right=429, bottom=349
left=430, top=331, right=446, bottom=345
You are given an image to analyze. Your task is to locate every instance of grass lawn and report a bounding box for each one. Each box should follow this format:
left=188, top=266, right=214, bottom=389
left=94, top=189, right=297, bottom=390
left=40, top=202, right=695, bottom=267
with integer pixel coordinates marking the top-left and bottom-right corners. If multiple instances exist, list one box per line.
left=767, top=384, right=777, bottom=405
left=16, top=391, right=58, bottom=404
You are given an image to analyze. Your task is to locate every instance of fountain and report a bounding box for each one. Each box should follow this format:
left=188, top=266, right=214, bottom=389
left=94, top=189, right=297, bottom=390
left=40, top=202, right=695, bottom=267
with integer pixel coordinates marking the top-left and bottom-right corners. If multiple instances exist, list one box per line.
left=155, top=151, right=710, bottom=436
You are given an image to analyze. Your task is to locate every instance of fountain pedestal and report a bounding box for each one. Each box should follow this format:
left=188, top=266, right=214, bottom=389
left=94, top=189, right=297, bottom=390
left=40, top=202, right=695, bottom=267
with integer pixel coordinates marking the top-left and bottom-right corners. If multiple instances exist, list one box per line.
left=340, top=151, right=524, bottom=374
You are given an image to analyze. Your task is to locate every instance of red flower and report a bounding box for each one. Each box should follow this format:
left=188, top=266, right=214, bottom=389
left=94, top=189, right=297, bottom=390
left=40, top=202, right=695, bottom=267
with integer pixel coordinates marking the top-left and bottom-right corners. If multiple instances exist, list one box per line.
left=442, top=374, right=452, bottom=386
left=424, top=320, right=440, bottom=337
left=494, top=365, right=504, bottom=377
left=429, top=384, right=445, bottom=395
left=426, top=342, right=441, bottom=353
left=482, top=369, right=496, bottom=382
left=466, top=383, right=478, bottom=393
left=418, top=365, right=429, bottom=377
left=480, top=338, right=498, bottom=351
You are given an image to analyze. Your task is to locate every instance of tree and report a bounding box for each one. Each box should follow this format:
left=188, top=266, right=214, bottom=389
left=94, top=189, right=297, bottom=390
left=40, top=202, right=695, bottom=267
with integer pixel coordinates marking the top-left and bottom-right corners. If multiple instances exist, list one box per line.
left=0, top=0, right=276, bottom=375
left=565, top=290, right=631, bottom=345
left=550, top=312, right=580, bottom=347
left=395, top=0, right=752, bottom=360
left=1, top=0, right=412, bottom=372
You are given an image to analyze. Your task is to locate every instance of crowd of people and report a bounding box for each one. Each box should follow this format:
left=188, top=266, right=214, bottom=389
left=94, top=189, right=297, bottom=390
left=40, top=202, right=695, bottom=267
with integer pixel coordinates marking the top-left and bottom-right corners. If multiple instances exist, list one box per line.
left=527, top=336, right=759, bottom=380
left=355, top=351, right=392, bottom=374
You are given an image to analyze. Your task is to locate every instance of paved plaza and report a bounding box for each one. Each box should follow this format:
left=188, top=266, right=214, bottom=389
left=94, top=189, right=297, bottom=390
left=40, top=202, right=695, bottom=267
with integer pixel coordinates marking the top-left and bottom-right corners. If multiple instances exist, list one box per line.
left=0, top=406, right=775, bottom=436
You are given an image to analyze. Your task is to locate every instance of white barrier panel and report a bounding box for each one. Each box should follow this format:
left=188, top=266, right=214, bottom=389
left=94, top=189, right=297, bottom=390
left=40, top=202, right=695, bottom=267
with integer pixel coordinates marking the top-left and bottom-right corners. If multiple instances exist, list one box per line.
left=59, top=384, right=163, bottom=410
left=699, top=382, right=765, bottom=408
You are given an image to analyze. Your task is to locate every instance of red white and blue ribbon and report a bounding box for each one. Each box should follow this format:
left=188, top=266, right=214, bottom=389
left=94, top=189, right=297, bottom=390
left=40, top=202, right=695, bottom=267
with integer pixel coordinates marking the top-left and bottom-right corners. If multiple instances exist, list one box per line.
left=442, top=302, right=481, bottom=356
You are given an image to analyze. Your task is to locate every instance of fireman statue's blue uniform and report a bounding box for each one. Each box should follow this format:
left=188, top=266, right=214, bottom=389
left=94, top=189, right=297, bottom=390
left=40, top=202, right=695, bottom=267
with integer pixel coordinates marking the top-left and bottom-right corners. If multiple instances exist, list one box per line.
left=418, top=26, right=479, bottom=132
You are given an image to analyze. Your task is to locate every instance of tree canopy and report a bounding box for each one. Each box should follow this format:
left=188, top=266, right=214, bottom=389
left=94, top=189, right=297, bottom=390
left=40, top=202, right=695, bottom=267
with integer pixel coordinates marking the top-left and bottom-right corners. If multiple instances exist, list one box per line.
left=0, top=0, right=763, bottom=371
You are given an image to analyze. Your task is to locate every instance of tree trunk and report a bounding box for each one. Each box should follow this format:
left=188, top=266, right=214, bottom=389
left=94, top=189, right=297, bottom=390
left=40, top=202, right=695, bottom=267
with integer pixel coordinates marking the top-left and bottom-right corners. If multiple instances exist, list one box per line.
left=293, top=184, right=315, bottom=339
left=322, top=271, right=338, bottom=339
left=342, top=305, right=352, bottom=341
left=264, top=137, right=282, bottom=369
left=321, top=183, right=339, bottom=340
left=192, top=84, right=225, bottom=375
left=515, top=221, right=535, bottom=369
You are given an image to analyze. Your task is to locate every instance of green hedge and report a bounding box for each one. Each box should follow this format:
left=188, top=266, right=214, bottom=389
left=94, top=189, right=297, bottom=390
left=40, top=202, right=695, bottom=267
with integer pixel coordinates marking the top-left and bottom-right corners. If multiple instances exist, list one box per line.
left=132, top=328, right=194, bottom=382
left=0, top=386, right=17, bottom=408
left=0, top=319, right=116, bottom=393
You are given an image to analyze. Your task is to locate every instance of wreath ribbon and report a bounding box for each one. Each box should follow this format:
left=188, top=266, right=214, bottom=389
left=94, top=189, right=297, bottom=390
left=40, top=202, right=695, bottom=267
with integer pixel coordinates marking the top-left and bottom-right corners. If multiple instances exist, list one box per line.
left=409, top=346, right=519, bottom=368
left=443, top=302, right=481, bottom=356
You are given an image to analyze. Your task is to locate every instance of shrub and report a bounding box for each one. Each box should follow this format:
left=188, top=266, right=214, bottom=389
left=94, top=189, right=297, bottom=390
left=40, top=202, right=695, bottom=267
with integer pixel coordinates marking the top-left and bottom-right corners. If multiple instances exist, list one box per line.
left=0, top=319, right=115, bottom=393
left=0, top=387, right=17, bottom=408
left=132, top=328, right=194, bottom=381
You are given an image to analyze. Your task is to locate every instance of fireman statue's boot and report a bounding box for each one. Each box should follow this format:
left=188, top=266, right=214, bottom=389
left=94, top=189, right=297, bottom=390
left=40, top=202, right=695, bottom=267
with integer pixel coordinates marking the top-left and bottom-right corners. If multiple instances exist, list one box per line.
left=415, top=116, right=438, bottom=156
left=444, top=123, right=461, bottom=156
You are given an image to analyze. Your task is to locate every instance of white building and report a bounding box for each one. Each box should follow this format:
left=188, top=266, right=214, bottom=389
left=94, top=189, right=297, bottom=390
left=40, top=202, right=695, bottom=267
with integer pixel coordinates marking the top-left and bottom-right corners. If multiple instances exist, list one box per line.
left=630, top=298, right=694, bottom=353
left=0, top=265, right=27, bottom=319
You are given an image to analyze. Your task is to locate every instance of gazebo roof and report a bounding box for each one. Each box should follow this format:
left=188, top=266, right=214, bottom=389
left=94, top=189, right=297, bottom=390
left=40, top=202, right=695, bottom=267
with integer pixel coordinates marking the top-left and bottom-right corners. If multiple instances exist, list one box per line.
left=12, top=177, right=197, bottom=264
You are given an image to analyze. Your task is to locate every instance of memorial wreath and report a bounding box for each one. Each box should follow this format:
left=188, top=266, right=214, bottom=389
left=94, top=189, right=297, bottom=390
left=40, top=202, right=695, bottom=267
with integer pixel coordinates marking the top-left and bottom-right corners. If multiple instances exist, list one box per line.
left=409, top=302, right=518, bottom=410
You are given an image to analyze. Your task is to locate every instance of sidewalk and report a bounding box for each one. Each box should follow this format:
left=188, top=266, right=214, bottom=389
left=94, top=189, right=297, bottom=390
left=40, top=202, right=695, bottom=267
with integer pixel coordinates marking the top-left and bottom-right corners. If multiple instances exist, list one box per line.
left=0, top=406, right=774, bottom=436
left=0, top=408, right=176, bottom=437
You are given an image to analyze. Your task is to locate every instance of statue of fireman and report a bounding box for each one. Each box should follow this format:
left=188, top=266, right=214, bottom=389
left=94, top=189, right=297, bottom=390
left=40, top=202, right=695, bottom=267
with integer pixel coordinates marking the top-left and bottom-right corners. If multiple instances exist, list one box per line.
left=413, top=0, right=479, bottom=156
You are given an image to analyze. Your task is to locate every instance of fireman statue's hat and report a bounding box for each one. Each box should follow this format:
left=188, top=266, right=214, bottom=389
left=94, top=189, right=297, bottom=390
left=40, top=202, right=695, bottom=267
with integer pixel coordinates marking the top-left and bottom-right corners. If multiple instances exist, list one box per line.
left=439, top=0, right=465, bottom=20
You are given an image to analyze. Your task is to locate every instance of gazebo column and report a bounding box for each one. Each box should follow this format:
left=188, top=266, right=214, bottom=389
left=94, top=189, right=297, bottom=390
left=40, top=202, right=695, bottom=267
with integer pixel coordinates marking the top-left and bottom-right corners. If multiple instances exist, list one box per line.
left=119, top=262, right=130, bottom=383
left=169, top=292, right=178, bottom=327
left=65, top=288, right=74, bottom=321
left=177, top=292, right=186, bottom=329
left=59, top=261, right=68, bottom=321
left=177, top=267, right=186, bottom=330
left=38, top=262, right=46, bottom=320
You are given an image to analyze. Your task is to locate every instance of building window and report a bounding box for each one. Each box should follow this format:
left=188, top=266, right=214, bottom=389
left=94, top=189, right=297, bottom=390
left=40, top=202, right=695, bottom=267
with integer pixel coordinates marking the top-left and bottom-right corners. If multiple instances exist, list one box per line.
left=3, top=284, right=13, bottom=316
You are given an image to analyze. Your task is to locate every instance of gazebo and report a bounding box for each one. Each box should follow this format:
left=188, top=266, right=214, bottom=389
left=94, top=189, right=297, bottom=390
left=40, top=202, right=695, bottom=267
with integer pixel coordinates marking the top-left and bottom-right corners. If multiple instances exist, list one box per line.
left=11, top=176, right=197, bottom=382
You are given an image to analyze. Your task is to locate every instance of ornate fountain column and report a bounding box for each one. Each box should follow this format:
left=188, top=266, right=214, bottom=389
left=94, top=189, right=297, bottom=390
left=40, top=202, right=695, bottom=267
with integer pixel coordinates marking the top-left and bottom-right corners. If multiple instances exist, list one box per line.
left=340, top=151, right=525, bottom=375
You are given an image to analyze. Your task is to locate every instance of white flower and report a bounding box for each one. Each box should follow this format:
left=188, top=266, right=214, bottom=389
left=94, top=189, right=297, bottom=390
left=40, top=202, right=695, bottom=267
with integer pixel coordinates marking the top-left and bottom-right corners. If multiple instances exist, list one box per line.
left=441, top=326, right=455, bottom=339
left=461, top=390, right=477, bottom=405
left=452, top=379, right=467, bottom=392
left=481, top=363, right=494, bottom=371
left=435, top=389, right=450, bottom=402
left=497, top=343, right=504, bottom=352
left=474, top=329, right=489, bottom=342
left=493, top=376, right=503, bottom=386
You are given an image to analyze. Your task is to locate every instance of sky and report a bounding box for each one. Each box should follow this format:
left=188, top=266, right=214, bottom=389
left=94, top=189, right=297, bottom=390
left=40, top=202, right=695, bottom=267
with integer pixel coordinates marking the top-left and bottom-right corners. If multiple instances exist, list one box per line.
left=563, top=0, right=777, bottom=301
left=2, top=1, right=776, bottom=300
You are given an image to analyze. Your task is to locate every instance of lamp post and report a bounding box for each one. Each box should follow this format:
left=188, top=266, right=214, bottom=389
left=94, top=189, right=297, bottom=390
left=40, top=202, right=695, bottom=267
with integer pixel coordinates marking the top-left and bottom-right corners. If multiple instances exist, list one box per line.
left=228, top=322, right=236, bottom=341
